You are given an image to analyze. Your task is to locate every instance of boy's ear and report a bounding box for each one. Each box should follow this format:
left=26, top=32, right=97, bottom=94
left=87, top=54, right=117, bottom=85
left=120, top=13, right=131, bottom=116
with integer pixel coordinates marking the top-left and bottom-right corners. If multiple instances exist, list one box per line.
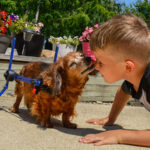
left=125, top=60, right=135, bottom=73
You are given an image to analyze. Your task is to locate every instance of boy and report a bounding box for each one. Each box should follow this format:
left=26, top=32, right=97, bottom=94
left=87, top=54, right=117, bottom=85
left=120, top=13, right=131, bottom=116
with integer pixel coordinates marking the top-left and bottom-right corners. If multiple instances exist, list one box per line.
left=79, top=14, right=150, bottom=147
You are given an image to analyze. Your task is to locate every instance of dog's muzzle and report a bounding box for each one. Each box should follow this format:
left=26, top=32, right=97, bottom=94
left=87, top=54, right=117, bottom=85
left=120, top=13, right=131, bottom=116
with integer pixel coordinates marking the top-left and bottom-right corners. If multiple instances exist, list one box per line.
left=81, top=57, right=96, bottom=74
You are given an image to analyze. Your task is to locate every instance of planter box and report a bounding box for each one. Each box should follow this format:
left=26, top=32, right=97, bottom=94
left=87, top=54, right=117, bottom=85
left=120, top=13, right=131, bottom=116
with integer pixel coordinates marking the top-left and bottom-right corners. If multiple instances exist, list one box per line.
left=58, top=44, right=77, bottom=57
left=52, top=43, right=56, bottom=51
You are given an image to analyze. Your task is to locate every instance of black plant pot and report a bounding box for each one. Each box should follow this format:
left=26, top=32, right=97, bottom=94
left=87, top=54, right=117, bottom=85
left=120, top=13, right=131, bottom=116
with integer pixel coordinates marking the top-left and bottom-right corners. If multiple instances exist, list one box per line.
left=23, top=34, right=44, bottom=57
left=15, top=33, right=24, bottom=55
left=15, top=33, right=44, bottom=57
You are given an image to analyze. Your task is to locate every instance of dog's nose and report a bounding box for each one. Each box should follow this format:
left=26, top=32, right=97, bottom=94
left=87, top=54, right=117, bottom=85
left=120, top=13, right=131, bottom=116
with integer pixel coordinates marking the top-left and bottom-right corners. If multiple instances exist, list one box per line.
left=84, top=57, right=92, bottom=65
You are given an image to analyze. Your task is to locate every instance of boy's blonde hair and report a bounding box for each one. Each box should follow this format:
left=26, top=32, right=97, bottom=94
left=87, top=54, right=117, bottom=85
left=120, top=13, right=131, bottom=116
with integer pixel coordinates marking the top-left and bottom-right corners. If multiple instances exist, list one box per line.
left=90, top=14, right=150, bottom=62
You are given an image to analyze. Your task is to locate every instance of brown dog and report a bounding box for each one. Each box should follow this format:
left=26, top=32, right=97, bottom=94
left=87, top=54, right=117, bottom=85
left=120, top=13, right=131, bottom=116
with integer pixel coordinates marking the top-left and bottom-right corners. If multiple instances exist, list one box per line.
left=10, top=52, right=95, bottom=128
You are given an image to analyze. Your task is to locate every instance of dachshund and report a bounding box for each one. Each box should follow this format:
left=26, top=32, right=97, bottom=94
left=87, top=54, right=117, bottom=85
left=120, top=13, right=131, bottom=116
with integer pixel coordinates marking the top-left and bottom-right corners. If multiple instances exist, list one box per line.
left=10, top=52, right=95, bottom=128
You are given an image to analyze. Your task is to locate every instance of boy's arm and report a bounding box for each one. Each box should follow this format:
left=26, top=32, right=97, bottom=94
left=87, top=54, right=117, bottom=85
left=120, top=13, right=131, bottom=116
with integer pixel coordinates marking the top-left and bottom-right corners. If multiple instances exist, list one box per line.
left=80, top=85, right=150, bottom=146
left=107, top=85, right=131, bottom=124
left=119, top=129, right=150, bottom=147
left=87, top=85, right=131, bottom=125
left=79, top=129, right=150, bottom=147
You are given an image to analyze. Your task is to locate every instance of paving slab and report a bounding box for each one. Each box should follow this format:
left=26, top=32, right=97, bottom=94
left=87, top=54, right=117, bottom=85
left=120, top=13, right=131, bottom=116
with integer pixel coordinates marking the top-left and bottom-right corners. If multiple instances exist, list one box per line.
left=0, top=96, right=150, bottom=150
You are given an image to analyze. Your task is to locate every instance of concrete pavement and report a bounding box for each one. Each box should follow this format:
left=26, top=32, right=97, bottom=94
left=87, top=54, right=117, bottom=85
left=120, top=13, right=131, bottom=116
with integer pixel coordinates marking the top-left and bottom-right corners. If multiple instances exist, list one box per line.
left=0, top=96, right=150, bottom=150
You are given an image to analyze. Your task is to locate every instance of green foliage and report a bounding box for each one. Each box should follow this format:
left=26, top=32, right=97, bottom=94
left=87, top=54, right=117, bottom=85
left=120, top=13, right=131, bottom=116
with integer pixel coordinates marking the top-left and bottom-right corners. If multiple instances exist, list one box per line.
left=61, top=12, right=90, bottom=36
left=48, top=36, right=79, bottom=46
left=126, top=0, right=150, bottom=26
left=0, top=0, right=127, bottom=39
left=8, top=14, right=44, bottom=34
left=0, top=0, right=17, bottom=13
left=83, top=2, right=116, bottom=24
left=9, top=17, right=25, bottom=34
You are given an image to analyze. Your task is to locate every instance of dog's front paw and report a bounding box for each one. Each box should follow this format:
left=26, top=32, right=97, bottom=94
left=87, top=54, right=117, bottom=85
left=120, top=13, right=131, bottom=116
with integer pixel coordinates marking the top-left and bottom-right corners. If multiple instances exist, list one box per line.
left=10, top=106, right=19, bottom=113
left=63, top=122, right=77, bottom=129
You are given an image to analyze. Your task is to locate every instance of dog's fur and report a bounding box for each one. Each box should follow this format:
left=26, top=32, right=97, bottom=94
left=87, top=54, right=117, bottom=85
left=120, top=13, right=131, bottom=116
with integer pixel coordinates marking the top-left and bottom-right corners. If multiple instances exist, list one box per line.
left=10, top=52, right=94, bottom=128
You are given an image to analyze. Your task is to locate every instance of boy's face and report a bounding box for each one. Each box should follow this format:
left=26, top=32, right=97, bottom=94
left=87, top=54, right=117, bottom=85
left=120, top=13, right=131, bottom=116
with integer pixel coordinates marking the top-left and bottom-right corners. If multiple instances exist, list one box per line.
left=93, top=46, right=126, bottom=83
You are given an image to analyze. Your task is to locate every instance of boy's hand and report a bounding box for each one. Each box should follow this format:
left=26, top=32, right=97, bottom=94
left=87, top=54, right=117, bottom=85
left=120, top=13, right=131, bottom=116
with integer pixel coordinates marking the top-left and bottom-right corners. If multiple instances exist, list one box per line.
left=87, top=117, right=113, bottom=126
left=79, top=130, right=121, bottom=146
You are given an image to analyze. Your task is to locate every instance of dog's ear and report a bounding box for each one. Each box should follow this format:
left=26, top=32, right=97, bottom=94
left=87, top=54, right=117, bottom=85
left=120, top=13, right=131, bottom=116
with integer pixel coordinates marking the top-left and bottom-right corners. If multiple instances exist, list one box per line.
left=52, top=66, right=64, bottom=97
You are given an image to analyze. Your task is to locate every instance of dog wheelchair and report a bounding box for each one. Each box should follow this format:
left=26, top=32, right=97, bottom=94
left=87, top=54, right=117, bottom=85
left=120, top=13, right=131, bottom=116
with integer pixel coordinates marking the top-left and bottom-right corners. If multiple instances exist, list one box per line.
left=0, top=30, right=59, bottom=96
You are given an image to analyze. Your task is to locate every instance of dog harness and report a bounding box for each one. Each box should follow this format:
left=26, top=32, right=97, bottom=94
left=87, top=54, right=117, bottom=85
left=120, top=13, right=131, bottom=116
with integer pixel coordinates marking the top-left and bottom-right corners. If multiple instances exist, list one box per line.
left=32, top=78, right=52, bottom=95
left=122, top=63, right=150, bottom=112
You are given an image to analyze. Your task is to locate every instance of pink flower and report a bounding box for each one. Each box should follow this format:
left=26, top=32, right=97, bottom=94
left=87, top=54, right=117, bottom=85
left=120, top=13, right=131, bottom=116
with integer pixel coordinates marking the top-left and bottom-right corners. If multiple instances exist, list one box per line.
left=38, top=22, right=44, bottom=27
left=34, top=27, right=40, bottom=33
left=94, top=24, right=98, bottom=28
left=82, top=31, right=88, bottom=37
left=86, top=34, right=90, bottom=41
left=85, top=26, right=89, bottom=31
left=88, top=27, right=93, bottom=33
left=79, top=36, right=83, bottom=41
left=79, top=24, right=99, bottom=42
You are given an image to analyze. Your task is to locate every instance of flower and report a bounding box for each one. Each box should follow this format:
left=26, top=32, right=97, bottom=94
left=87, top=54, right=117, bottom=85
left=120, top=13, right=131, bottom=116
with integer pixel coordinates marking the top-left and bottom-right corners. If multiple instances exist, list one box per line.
left=38, top=22, right=44, bottom=28
left=33, top=22, right=44, bottom=33
left=48, top=36, right=79, bottom=46
left=23, top=22, right=44, bottom=34
left=0, top=10, right=12, bottom=35
left=8, top=14, right=25, bottom=35
left=9, top=14, right=44, bottom=35
left=10, top=14, right=19, bottom=21
left=79, top=24, right=99, bottom=42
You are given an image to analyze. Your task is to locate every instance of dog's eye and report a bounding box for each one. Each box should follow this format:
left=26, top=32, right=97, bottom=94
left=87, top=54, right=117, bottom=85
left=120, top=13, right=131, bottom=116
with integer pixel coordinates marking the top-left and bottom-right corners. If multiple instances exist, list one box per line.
left=69, top=62, right=77, bottom=67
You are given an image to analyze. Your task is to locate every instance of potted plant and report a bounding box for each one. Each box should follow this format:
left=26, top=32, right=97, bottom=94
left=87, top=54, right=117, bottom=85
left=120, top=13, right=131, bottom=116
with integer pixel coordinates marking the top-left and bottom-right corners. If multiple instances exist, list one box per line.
left=16, top=14, right=38, bottom=42
left=48, top=36, right=79, bottom=57
left=0, top=10, right=13, bottom=53
left=9, top=14, right=44, bottom=56
left=79, top=24, right=99, bottom=61
left=7, top=14, right=25, bottom=55
left=9, top=14, right=23, bottom=36
left=22, top=20, right=44, bottom=56
left=23, top=22, right=36, bottom=42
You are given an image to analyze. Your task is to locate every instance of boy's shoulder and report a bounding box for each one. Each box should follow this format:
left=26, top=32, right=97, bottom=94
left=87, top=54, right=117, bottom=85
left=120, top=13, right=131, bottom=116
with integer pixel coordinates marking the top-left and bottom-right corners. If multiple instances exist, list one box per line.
left=122, top=63, right=150, bottom=110
left=139, top=63, right=150, bottom=91
left=122, top=63, right=150, bottom=96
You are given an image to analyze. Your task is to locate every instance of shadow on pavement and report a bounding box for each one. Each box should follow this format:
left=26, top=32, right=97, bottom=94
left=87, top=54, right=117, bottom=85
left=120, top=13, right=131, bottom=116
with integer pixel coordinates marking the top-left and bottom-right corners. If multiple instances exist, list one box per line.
left=54, top=124, right=124, bottom=137
left=0, top=106, right=124, bottom=137
left=55, top=126, right=102, bottom=136
left=103, top=124, right=123, bottom=130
